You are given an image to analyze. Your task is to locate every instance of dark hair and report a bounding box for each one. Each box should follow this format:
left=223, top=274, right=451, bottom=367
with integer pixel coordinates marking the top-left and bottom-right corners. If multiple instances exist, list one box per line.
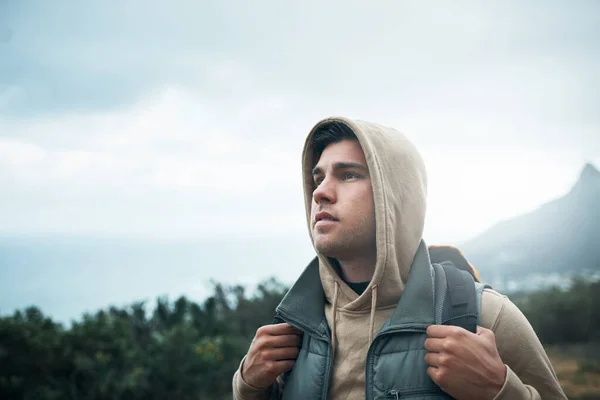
left=311, top=121, right=358, bottom=162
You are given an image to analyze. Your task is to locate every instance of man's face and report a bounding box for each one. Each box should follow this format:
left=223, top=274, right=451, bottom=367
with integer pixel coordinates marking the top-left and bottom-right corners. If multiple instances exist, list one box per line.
left=310, top=139, right=376, bottom=260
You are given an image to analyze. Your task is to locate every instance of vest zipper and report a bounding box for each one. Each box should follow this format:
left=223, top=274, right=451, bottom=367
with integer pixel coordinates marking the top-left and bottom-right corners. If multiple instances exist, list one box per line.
left=386, top=387, right=445, bottom=398
left=366, top=326, right=429, bottom=400
left=275, top=309, right=333, bottom=400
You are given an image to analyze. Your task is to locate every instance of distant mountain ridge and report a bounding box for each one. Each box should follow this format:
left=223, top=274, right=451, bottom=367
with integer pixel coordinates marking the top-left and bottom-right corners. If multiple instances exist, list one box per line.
left=460, top=163, right=600, bottom=292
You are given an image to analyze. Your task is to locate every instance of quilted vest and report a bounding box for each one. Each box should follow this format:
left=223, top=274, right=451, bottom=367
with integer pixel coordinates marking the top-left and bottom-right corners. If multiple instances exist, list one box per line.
left=273, top=242, right=488, bottom=400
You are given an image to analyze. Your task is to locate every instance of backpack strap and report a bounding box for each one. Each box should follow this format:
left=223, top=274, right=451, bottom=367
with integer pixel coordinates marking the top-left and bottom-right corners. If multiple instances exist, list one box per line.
left=433, top=262, right=479, bottom=333
left=474, top=281, right=491, bottom=326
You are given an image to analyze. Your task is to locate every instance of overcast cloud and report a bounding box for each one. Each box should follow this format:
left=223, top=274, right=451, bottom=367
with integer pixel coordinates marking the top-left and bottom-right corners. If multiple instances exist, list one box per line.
left=1, top=0, right=599, bottom=244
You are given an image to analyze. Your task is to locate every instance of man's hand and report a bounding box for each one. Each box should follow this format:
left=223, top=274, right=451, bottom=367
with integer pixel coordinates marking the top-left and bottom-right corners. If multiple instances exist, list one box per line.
left=424, top=325, right=506, bottom=400
left=241, top=323, right=303, bottom=389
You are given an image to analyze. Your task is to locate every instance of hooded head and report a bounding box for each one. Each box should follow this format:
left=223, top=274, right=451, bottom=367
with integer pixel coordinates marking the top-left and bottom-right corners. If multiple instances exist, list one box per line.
left=302, top=117, right=428, bottom=312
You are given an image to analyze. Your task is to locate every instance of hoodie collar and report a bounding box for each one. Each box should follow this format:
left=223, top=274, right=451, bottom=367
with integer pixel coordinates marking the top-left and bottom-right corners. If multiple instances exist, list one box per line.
left=275, top=240, right=437, bottom=336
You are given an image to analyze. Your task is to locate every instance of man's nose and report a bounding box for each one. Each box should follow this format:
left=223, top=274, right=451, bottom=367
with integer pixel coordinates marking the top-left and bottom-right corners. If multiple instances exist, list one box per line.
left=313, top=178, right=336, bottom=204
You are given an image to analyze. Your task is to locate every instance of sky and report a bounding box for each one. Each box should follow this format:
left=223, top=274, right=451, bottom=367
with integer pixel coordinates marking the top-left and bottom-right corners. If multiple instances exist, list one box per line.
left=1, top=0, right=599, bottom=246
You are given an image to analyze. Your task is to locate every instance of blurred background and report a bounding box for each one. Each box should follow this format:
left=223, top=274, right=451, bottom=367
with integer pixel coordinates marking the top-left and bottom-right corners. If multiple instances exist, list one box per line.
left=1, top=1, right=599, bottom=398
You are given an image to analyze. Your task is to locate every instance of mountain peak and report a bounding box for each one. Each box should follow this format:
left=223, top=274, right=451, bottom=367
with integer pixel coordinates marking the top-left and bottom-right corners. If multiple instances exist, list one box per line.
left=568, top=162, right=600, bottom=199
left=579, top=163, right=600, bottom=182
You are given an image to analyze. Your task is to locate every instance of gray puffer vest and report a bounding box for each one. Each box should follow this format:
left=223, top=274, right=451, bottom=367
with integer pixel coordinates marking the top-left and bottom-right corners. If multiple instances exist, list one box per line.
left=272, top=242, right=489, bottom=400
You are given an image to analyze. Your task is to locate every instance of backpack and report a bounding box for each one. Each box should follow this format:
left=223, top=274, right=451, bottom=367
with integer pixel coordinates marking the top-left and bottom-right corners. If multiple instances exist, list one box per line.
left=429, top=245, right=482, bottom=283
left=429, top=245, right=488, bottom=334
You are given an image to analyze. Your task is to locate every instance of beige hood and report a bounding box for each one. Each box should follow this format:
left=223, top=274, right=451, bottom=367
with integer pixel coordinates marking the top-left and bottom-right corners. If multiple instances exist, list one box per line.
left=301, top=116, right=428, bottom=399
left=302, top=116, right=428, bottom=311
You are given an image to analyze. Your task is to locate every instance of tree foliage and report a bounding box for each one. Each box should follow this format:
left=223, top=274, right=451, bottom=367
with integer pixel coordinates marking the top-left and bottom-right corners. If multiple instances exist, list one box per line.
left=0, top=276, right=597, bottom=399
left=0, top=278, right=288, bottom=400
left=514, top=278, right=600, bottom=345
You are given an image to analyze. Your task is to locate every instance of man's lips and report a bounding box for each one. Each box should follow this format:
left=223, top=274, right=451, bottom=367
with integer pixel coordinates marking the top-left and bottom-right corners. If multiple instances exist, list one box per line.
left=315, top=211, right=338, bottom=224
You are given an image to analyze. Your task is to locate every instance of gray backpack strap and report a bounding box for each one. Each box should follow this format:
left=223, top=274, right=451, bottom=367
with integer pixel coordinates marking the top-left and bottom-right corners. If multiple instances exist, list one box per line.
left=433, top=262, right=478, bottom=333
left=474, top=281, right=491, bottom=326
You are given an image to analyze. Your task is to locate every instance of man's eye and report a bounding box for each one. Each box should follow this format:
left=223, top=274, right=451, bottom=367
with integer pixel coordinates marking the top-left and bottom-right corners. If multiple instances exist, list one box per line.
left=344, top=172, right=358, bottom=180
left=314, top=177, right=324, bottom=186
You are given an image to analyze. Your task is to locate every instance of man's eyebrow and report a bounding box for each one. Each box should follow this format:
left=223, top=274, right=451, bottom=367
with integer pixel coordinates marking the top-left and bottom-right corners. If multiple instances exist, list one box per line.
left=311, top=162, right=368, bottom=176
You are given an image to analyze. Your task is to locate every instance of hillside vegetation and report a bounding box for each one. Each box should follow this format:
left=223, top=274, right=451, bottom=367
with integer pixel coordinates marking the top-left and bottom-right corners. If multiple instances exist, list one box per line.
left=1, top=277, right=599, bottom=399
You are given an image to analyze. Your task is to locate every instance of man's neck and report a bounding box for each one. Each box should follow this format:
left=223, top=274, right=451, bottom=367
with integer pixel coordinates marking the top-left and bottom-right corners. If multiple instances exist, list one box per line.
left=336, top=255, right=376, bottom=283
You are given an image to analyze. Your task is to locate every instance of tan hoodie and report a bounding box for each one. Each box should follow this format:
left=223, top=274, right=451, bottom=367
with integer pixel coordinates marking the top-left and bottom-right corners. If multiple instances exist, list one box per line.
left=233, top=116, right=567, bottom=400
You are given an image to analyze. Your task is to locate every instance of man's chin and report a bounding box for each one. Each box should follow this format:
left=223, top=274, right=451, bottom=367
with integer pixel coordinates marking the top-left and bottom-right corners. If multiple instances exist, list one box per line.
left=314, top=239, right=339, bottom=258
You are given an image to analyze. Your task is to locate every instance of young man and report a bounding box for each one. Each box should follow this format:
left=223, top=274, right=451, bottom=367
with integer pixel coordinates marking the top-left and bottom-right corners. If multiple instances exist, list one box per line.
left=233, top=117, right=567, bottom=399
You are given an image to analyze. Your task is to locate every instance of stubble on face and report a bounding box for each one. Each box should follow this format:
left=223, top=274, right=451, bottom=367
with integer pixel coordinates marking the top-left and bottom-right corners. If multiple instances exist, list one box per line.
left=310, top=140, right=376, bottom=262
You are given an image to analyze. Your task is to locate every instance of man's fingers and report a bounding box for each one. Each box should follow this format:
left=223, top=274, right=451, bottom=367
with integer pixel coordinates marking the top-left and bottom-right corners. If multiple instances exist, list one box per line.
left=244, top=324, right=302, bottom=389
left=423, top=337, right=444, bottom=353
left=427, top=324, right=472, bottom=339
left=261, top=323, right=303, bottom=336
left=275, top=359, right=296, bottom=374
left=426, top=324, right=457, bottom=338
left=264, top=359, right=296, bottom=377
left=427, top=366, right=444, bottom=386
left=270, top=333, right=302, bottom=348
left=424, top=352, right=441, bottom=368
left=476, top=325, right=492, bottom=336
left=267, top=346, right=300, bottom=361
